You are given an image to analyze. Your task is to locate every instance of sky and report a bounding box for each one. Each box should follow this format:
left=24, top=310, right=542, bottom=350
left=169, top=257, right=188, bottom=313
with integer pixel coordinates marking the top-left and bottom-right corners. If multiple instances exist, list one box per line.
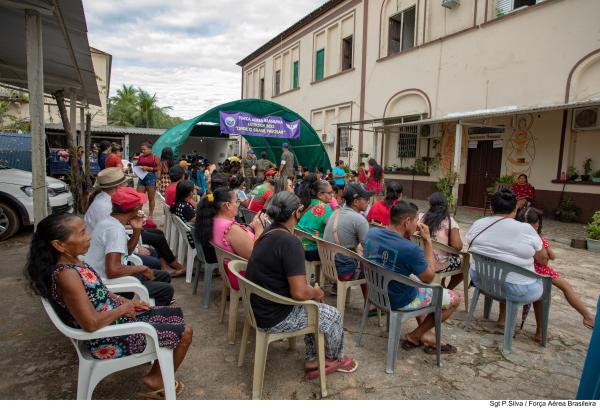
left=83, top=0, right=329, bottom=120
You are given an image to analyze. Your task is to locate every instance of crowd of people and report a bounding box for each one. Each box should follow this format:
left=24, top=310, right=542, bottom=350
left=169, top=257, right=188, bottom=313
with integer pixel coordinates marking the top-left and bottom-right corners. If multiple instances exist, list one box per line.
left=25, top=139, right=594, bottom=398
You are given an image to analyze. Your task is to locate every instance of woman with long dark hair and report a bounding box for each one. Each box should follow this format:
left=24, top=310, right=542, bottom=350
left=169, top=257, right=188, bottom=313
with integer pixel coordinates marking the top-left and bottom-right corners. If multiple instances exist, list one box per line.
left=170, top=180, right=196, bottom=223
left=367, top=181, right=403, bottom=225
left=419, top=192, right=464, bottom=289
left=366, top=158, right=384, bottom=196
left=194, top=187, right=267, bottom=290
left=296, top=179, right=334, bottom=261
left=26, top=213, right=192, bottom=397
left=157, top=147, right=175, bottom=196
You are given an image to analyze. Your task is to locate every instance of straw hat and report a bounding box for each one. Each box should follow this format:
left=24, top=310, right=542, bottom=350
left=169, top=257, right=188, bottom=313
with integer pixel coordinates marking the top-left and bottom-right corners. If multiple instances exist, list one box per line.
left=95, top=167, right=128, bottom=189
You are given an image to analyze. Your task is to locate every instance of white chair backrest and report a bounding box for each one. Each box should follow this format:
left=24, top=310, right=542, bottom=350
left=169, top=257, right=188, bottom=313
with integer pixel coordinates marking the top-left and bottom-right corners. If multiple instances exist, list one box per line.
left=173, top=214, right=191, bottom=234
left=469, top=251, right=536, bottom=299
left=314, top=236, right=362, bottom=283
left=41, top=298, right=85, bottom=340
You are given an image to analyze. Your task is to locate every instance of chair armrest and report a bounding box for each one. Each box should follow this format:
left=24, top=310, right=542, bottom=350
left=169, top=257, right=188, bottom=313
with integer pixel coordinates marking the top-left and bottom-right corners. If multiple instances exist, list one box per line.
left=128, top=254, right=144, bottom=266
left=71, top=321, right=161, bottom=347
left=404, top=274, right=444, bottom=290
left=105, top=276, right=139, bottom=285
left=469, top=250, right=553, bottom=281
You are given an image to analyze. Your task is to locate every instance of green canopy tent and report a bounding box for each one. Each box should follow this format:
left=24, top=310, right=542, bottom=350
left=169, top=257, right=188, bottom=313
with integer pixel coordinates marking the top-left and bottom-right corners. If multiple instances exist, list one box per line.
left=152, top=99, right=331, bottom=172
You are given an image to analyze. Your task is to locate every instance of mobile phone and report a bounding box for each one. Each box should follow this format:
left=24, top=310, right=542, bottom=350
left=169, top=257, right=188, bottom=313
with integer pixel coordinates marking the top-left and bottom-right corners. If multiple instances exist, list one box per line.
left=135, top=309, right=151, bottom=318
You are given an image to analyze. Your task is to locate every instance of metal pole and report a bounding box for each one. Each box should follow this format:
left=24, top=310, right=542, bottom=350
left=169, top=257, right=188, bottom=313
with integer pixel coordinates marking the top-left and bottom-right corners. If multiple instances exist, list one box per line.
left=79, top=107, right=85, bottom=150
left=69, top=89, right=77, bottom=145
left=25, top=9, right=47, bottom=225
left=452, top=123, right=463, bottom=209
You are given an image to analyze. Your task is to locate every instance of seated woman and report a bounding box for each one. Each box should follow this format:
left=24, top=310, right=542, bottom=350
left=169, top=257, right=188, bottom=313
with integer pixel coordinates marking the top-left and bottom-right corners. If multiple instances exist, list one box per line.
left=511, top=173, right=535, bottom=209
left=26, top=213, right=192, bottom=398
left=245, top=191, right=357, bottom=377
left=297, top=179, right=334, bottom=262
left=248, top=173, right=275, bottom=212
left=367, top=181, right=403, bottom=225
left=195, top=187, right=267, bottom=290
left=467, top=189, right=545, bottom=342
left=170, top=180, right=196, bottom=223
left=418, top=192, right=464, bottom=289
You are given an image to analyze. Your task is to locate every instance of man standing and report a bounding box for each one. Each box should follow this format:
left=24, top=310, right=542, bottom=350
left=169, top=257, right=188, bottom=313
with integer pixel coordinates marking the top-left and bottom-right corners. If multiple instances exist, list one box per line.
left=242, top=149, right=256, bottom=186
left=255, top=151, right=275, bottom=181
left=279, top=142, right=295, bottom=179
left=84, top=187, right=175, bottom=306
left=364, top=201, right=461, bottom=352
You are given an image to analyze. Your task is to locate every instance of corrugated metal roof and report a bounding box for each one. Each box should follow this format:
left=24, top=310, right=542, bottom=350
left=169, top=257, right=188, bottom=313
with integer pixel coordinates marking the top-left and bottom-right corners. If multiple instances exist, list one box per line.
left=44, top=123, right=166, bottom=136
left=0, top=132, right=32, bottom=171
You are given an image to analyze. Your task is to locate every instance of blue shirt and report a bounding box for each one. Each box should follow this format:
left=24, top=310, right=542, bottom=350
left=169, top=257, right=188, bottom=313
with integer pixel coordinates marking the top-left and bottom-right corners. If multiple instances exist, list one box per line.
left=333, top=166, right=346, bottom=186
left=364, top=228, right=429, bottom=309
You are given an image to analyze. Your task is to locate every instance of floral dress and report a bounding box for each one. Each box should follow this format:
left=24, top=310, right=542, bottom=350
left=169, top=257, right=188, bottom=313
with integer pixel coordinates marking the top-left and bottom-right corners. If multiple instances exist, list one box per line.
left=297, top=198, right=333, bottom=252
left=50, top=263, right=185, bottom=360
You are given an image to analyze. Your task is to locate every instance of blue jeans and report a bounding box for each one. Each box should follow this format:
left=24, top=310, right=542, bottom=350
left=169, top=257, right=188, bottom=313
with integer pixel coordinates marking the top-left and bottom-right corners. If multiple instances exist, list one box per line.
left=138, top=172, right=156, bottom=187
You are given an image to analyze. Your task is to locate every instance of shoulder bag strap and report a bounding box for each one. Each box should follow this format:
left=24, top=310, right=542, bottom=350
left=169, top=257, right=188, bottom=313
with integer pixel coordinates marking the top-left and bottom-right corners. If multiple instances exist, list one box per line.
left=332, top=209, right=342, bottom=245
left=468, top=217, right=508, bottom=250
left=447, top=215, right=452, bottom=248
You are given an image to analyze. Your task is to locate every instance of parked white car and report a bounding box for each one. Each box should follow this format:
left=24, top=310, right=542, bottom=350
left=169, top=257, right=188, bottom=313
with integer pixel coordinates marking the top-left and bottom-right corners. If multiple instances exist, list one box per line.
left=0, top=165, right=73, bottom=240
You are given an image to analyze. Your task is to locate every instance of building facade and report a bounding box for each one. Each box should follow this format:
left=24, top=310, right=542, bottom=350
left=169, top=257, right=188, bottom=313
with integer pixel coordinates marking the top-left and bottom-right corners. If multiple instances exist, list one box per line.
left=238, top=0, right=600, bottom=222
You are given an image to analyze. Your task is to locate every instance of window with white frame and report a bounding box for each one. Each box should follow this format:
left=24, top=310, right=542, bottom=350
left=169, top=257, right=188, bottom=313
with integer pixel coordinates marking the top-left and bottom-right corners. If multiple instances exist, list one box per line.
left=338, top=127, right=350, bottom=157
left=396, top=115, right=421, bottom=159
left=496, top=0, right=541, bottom=17
left=388, top=6, right=416, bottom=55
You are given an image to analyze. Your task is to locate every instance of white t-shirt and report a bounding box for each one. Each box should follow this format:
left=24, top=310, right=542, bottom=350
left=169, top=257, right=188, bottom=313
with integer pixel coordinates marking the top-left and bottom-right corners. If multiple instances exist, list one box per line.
left=84, top=191, right=112, bottom=233
left=84, top=216, right=129, bottom=279
left=466, top=216, right=542, bottom=285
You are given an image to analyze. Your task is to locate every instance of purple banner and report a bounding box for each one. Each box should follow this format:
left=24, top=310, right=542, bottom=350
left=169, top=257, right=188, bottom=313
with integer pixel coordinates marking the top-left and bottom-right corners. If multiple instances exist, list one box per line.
left=219, top=111, right=300, bottom=139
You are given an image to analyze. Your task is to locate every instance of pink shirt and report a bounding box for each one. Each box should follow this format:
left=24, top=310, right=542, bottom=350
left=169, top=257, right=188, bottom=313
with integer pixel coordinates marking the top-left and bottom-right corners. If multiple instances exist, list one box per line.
left=212, top=217, right=255, bottom=290
left=329, top=196, right=339, bottom=211
left=418, top=213, right=460, bottom=270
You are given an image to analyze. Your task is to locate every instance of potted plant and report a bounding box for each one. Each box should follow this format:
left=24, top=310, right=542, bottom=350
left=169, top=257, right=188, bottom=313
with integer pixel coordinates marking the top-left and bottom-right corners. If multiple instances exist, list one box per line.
left=567, top=166, right=579, bottom=181
left=554, top=196, right=580, bottom=223
left=585, top=210, right=600, bottom=252
left=592, top=169, right=600, bottom=183
left=581, top=158, right=592, bottom=182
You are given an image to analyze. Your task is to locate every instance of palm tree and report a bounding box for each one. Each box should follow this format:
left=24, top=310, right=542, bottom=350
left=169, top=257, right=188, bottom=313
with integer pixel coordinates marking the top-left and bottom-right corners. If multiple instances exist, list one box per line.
left=133, top=88, right=172, bottom=128
left=108, top=84, right=138, bottom=126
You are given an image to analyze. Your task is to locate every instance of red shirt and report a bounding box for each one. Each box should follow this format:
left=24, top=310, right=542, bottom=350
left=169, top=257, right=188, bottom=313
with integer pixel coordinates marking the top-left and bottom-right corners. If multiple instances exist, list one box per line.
left=511, top=182, right=534, bottom=200
left=367, top=198, right=398, bottom=225
left=105, top=154, right=122, bottom=168
left=165, top=182, right=177, bottom=206
left=137, top=152, right=158, bottom=171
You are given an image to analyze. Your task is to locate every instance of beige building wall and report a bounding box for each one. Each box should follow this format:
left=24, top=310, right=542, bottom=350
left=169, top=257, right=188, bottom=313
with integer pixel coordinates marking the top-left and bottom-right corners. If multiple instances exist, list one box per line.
left=239, top=0, right=600, bottom=218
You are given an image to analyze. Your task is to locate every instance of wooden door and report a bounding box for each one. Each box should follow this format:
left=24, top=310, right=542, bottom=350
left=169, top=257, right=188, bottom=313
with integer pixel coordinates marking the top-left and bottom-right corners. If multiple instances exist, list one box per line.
left=464, top=140, right=502, bottom=207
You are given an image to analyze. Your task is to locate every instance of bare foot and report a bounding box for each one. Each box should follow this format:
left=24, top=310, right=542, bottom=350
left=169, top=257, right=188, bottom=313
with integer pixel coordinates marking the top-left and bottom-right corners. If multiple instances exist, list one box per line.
left=419, top=331, right=436, bottom=347
left=143, top=374, right=164, bottom=391
left=169, top=261, right=186, bottom=270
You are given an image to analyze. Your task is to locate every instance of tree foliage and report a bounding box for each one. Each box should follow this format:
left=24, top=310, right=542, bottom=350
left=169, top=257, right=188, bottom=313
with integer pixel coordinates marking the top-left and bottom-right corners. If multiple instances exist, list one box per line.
left=108, top=85, right=183, bottom=128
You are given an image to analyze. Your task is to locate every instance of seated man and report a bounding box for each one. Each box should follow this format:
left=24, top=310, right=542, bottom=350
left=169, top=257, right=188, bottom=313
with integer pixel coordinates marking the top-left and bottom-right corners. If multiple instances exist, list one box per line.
left=85, top=186, right=175, bottom=306
left=364, top=201, right=462, bottom=354
left=86, top=167, right=185, bottom=276
left=165, top=165, right=187, bottom=206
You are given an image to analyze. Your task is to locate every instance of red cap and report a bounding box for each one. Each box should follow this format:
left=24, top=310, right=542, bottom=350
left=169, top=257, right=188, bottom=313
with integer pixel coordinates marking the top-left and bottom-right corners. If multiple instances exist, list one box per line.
left=265, top=168, right=277, bottom=176
left=111, top=187, right=147, bottom=210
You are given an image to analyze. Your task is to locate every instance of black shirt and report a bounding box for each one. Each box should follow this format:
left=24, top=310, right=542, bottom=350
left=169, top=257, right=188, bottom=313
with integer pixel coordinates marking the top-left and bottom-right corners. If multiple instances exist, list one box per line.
left=172, top=201, right=195, bottom=222
left=245, top=223, right=306, bottom=329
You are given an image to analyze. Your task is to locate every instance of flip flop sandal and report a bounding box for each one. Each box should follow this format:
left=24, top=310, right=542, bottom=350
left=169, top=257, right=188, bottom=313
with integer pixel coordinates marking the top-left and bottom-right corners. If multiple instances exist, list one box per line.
left=367, top=309, right=379, bottom=318
left=401, top=340, right=422, bottom=351
left=306, top=358, right=348, bottom=380
left=137, top=380, right=184, bottom=399
left=423, top=344, right=457, bottom=354
left=335, top=356, right=358, bottom=373
left=170, top=269, right=186, bottom=278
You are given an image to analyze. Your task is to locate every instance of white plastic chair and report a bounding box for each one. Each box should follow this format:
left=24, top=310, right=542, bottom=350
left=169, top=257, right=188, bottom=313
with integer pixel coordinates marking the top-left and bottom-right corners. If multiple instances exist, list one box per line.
left=172, top=216, right=197, bottom=283
left=41, top=298, right=176, bottom=399
left=103, top=255, right=154, bottom=306
left=229, top=260, right=328, bottom=399
left=293, top=228, right=321, bottom=284
left=191, top=233, right=219, bottom=308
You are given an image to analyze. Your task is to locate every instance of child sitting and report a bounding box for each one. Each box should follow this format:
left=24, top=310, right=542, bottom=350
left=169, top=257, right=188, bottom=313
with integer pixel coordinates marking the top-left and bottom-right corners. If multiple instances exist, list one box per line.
left=517, top=207, right=595, bottom=330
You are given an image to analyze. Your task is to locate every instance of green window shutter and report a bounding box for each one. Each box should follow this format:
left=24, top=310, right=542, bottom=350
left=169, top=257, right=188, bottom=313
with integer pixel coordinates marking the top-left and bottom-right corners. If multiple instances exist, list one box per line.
left=293, top=61, right=299, bottom=89
left=315, top=49, right=325, bottom=81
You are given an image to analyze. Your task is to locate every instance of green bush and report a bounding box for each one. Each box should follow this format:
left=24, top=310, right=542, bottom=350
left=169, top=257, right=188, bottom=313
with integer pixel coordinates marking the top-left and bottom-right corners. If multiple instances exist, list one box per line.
left=496, top=174, right=516, bottom=184
left=585, top=210, right=600, bottom=240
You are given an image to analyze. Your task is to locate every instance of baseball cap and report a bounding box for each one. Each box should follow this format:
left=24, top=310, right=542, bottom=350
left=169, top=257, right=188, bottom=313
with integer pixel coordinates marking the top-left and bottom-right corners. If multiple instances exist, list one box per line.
left=265, top=168, right=277, bottom=176
left=343, top=183, right=374, bottom=203
left=179, top=160, right=189, bottom=168
left=112, top=187, right=147, bottom=211
left=282, top=142, right=289, bottom=148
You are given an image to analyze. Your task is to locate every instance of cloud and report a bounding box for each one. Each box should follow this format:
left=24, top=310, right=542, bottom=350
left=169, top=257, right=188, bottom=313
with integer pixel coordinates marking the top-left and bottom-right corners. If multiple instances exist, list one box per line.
left=83, top=0, right=328, bottom=119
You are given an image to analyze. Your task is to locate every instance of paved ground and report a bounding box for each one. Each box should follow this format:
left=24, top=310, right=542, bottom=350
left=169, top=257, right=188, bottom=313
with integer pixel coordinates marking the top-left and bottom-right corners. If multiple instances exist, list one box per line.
left=0, top=209, right=597, bottom=399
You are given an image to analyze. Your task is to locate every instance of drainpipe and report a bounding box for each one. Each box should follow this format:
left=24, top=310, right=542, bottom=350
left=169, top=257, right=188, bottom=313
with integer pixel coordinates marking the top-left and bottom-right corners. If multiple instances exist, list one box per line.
left=452, top=122, right=463, bottom=209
